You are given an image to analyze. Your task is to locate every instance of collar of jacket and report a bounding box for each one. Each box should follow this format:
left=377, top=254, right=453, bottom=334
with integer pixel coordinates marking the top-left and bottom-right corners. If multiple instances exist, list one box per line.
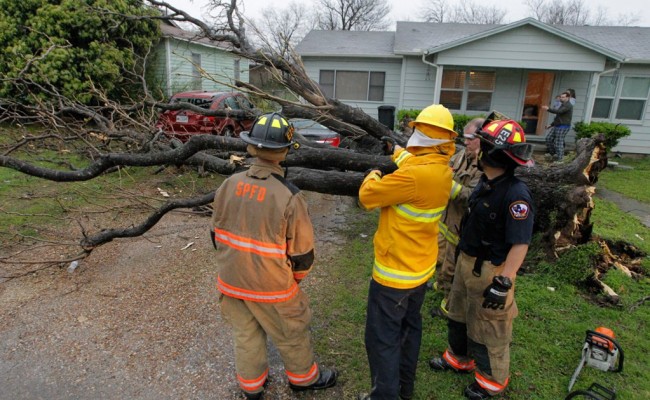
left=247, top=159, right=284, bottom=179
left=477, top=169, right=514, bottom=192
left=403, top=143, right=455, bottom=165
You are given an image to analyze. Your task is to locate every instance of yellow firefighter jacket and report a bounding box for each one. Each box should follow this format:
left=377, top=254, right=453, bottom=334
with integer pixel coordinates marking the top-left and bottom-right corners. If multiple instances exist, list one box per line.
left=211, top=160, right=315, bottom=303
left=359, top=145, right=454, bottom=289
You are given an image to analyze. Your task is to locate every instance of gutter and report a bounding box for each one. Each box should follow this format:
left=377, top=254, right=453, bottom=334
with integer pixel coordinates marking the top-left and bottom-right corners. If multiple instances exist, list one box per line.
left=584, top=62, right=621, bottom=124
left=421, top=52, right=443, bottom=104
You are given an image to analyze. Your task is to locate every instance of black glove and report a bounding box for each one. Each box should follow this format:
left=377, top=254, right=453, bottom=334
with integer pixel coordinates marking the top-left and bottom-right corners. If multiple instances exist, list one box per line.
left=379, top=163, right=397, bottom=176
left=380, top=136, right=397, bottom=155
left=364, top=168, right=382, bottom=178
left=482, top=276, right=512, bottom=310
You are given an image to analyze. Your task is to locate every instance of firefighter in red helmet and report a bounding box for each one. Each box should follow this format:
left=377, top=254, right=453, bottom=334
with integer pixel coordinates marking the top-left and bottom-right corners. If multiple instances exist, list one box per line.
left=429, top=113, right=535, bottom=399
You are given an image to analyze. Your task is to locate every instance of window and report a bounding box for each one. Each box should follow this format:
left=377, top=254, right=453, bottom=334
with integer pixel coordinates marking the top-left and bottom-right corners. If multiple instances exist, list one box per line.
left=224, top=96, right=241, bottom=110
left=191, top=53, right=202, bottom=91
left=318, top=70, right=385, bottom=101
left=440, top=70, right=495, bottom=112
left=592, top=75, right=650, bottom=121
left=172, top=97, right=212, bottom=109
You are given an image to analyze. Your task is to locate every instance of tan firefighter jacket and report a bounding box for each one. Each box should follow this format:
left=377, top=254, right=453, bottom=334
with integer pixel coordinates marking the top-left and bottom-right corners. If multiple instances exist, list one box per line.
left=359, top=145, right=453, bottom=289
left=211, top=160, right=315, bottom=303
left=439, top=147, right=482, bottom=246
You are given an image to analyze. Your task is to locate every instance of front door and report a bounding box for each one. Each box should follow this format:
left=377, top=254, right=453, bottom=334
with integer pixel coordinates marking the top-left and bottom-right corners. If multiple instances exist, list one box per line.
left=522, top=72, right=555, bottom=136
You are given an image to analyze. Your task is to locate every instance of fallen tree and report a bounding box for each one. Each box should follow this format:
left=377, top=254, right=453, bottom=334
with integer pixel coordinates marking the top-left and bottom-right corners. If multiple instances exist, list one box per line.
left=0, top=0, right=645, bottom=300
left=0, top=131, right=606, bottom=251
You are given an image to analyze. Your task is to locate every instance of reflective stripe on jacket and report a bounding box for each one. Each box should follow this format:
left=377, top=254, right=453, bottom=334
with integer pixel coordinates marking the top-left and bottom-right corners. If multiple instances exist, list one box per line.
left=359, top=145, right=454, bottom=289
left=211, top=160, right=315, bottom=302
left=439, top=222, right=459, bottom=246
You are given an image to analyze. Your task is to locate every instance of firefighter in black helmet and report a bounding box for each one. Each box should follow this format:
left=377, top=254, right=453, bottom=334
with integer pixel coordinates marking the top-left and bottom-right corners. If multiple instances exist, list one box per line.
left=240, top=112, right=296, bottom=150
left=212, top=112, right=337, bottom=399
left=429, top=115, right=534, bottom=400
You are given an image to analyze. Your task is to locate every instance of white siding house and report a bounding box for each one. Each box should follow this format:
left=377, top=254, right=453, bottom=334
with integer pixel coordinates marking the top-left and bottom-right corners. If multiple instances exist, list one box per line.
left=296, top=18, right=650, bottom=154
left=149, top=22, right=249, bottom=98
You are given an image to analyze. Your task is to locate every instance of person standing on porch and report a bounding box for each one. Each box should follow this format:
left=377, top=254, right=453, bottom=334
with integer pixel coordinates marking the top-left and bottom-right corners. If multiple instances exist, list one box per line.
left=542, top=91, right=573, bottom=161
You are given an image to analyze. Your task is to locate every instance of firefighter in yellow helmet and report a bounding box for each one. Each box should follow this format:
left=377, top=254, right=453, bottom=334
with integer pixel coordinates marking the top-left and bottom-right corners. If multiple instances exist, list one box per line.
left=357, top=104, right=456, bottom=400
left=429, top=114, right=534, bottom=399
left=211, top=113, right=337, bottom=400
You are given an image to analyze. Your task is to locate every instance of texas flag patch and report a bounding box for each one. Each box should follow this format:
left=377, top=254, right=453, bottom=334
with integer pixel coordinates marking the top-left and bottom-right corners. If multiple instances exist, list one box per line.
left=509, top=201, right=530, bottom=220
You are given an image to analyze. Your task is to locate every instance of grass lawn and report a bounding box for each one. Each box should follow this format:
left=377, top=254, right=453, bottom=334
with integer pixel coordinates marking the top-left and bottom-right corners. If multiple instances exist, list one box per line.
left=2, top=131, right=648, bottom=399
left=313, top=156, right=650, bottom=399
left=599, top=156, right=650, bottom=203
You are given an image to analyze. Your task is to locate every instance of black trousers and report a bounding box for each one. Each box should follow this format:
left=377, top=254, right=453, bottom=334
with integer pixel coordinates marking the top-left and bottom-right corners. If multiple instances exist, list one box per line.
left=365, top=279, right=427, bottom=400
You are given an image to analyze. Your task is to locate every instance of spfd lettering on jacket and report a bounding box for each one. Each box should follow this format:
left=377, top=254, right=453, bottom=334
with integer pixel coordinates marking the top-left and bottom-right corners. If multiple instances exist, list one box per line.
left=235, top=181, right=266, bottom=202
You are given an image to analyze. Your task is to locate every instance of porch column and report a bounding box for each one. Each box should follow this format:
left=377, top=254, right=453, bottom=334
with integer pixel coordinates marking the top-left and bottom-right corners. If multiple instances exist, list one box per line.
left=584, top=72, right=599, bottom=124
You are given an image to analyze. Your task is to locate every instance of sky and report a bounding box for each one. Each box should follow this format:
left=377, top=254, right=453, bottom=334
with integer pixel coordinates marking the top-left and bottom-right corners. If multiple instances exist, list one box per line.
left=163, top=0, right=649, bottom=27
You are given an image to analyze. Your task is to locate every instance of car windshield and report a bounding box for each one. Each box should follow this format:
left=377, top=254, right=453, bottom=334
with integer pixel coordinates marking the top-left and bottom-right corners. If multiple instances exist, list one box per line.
left=292, top=119, right=327, bottom=130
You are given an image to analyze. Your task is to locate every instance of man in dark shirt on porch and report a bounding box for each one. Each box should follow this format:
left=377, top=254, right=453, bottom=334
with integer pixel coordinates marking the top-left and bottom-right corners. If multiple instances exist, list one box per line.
left=542, top=91, right=573, bottom=161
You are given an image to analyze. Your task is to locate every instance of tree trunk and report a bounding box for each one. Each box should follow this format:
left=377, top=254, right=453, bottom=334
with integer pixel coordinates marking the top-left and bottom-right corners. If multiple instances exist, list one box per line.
left=516, top=136, right=607, bottom=254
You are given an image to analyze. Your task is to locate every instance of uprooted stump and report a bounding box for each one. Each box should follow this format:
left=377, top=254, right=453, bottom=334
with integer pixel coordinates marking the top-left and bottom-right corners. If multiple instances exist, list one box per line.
left=517, top=136, right=608, bottom=254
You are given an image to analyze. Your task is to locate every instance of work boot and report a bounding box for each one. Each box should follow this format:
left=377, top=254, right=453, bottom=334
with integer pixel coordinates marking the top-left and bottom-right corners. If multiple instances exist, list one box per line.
left=357, top=389, right=411, bottom=400
left=242, top=391, right=263, bottom=400
left=429, top=357, right=470, bottom=374
left=464, top=382, right=494, bottom=399
left=289, top=367, right=338, bottom=392
left=399, top=387, right=413, bottom=400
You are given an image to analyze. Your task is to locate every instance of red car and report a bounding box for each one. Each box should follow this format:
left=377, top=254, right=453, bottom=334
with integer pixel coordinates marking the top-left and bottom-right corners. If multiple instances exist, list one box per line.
left=156, top=91, right=258, bottom=141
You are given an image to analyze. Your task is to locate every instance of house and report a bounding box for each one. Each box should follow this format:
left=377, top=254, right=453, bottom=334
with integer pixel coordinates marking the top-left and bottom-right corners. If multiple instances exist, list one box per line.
left=295, top=18, right=650, bottom=154
left=149, top=21, right=249, bottom=98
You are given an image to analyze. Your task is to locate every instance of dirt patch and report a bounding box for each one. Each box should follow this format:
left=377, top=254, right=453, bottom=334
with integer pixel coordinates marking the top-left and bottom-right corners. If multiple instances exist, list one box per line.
left=0, top=191, right=356, bottom=400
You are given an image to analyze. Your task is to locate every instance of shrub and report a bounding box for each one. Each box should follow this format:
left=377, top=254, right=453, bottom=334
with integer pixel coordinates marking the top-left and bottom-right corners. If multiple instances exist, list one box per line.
left=396, top=109, right=484, bottom=136
left=396, top=109, right=420, bottom=122
left=573, top=121, right=631, bottom=150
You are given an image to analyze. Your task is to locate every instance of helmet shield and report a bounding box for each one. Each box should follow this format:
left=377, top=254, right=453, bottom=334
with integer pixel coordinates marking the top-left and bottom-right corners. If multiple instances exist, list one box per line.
left=240, top=113, right=295, bottom=149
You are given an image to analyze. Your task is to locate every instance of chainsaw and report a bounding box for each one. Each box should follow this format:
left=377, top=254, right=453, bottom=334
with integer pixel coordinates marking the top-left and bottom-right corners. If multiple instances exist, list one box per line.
left=566, top=327, right=624, bottom=398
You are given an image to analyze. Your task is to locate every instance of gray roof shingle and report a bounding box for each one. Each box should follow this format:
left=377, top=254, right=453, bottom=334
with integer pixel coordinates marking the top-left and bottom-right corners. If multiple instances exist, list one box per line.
left=295, top=30, right=397, bottom=57
left=297, top=20, right=650, bottom=62
left=160, top=23, right=234, bottom=51
left=393, top=21, right=497, bottom=55
left=554, top=25, right=650, bottom=61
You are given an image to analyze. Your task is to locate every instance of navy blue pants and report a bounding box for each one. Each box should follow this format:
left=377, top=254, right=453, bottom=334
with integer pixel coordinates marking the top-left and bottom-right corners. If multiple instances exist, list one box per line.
left=365, top=279, right=427, bottom=400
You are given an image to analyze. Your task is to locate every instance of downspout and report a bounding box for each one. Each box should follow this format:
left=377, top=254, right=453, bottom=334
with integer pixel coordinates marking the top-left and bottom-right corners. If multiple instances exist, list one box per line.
left=584, top=62, right=621, bottom=123
left=165, top=37, right=172, bottom=98
left=398, top=57, right=407, bottom=111
left=421, top=51, right=442, bottom=104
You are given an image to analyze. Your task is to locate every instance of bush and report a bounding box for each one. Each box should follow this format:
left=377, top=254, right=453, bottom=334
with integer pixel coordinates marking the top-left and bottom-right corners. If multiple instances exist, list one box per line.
left=573, top=121, right=631, bottom=150
left=396, top=109, right=420, bottom=122
left=397, top=109, right=484, bottom=136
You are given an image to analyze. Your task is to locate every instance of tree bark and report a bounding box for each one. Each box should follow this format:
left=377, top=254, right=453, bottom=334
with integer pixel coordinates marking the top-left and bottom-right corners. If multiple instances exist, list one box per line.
left=517, top=136, right=607, bottom=253
left=73, top=137, right=607, bottom=253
